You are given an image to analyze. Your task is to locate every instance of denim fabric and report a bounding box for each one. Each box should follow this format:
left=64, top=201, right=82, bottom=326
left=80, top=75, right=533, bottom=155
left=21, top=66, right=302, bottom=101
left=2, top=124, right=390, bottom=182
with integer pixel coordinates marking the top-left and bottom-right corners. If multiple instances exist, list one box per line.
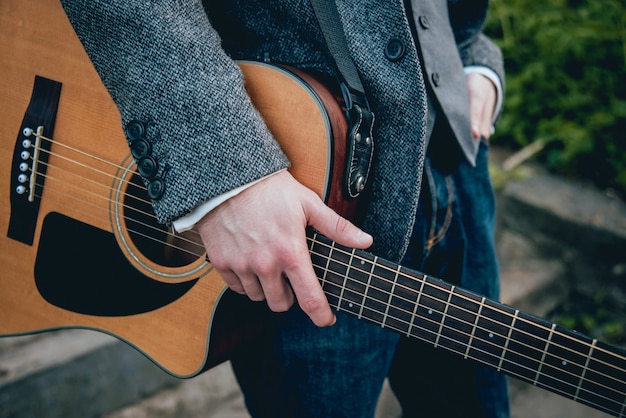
left=230, top=140, right=509, bottom=418
left=231, top=307, right=400, bottom=417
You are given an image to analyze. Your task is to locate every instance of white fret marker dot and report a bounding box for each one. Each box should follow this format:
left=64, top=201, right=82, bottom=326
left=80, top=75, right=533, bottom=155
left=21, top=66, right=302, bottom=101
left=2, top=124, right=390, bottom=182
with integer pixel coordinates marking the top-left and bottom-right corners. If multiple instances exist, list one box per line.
left=360, top=260, right=365, bottom=265
left=349, top=303, right=354, bottom=308
left=562, top=361, right=568, bottom=367
left=489, top=333, right=494, bottom=338
left=428, top=309, right=433, bottom=315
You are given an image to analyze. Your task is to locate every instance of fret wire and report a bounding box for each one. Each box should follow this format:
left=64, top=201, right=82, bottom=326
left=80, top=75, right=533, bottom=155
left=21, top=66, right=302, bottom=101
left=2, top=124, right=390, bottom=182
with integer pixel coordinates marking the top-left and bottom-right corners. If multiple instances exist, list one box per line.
left=575, top=339, right=597, bottom=401
left=499, top=310, right=519, bottom=372
left=334, top=244, right=350, bottom=310
left=308, top=235, right=614, bottom=412
left=434, top=285, right=455, bottom=349
left=308, top=236, right=318, bottom=283
left=381, top=264, right=401, bottom=329
left=465, top=296, right=486, bottom=360
left=321, top=239, right=334, bottom=290
left=357, top=255, right=376, bottom=320
left=407, top=274, right=426, bottom=337
left=307, top=235, right=626, bottom=369
left=534, top=324, right=557, bottom=385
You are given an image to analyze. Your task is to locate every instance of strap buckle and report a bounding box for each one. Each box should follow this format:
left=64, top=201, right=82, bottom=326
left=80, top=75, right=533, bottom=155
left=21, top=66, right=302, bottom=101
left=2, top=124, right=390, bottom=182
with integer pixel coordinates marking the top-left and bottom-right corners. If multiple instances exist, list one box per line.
left=340, top=82, right=375, bottom=199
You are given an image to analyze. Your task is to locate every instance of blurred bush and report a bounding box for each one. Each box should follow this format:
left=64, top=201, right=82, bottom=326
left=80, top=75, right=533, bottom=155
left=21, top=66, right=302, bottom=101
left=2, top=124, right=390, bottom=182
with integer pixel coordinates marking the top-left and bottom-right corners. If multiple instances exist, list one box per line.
left=486, top=0, right=626, bottom=197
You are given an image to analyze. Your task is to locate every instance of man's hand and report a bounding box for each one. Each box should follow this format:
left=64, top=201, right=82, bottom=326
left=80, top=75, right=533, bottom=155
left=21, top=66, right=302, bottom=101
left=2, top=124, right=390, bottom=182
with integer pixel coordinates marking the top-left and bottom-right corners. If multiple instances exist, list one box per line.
left=196, top=170, right=373, bottom=327
left=466, top=72, right=497, bottom=140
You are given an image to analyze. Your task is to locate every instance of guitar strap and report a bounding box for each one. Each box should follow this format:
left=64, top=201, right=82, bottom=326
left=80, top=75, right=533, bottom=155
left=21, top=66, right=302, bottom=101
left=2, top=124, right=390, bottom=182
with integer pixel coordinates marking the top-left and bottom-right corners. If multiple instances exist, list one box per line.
left=309, top=0, right=375, bottom=199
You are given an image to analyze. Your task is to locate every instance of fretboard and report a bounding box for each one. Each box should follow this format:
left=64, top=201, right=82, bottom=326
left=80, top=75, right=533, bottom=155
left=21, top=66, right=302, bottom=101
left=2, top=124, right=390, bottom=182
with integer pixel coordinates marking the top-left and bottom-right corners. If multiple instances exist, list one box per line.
left=307, top=232, right=626, bottom=417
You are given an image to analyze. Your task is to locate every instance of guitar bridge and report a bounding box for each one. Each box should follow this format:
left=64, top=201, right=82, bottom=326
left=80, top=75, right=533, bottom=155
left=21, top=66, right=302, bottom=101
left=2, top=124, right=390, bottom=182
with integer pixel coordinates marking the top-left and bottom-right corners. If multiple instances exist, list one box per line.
left=7, top=76, right=62, bottom=245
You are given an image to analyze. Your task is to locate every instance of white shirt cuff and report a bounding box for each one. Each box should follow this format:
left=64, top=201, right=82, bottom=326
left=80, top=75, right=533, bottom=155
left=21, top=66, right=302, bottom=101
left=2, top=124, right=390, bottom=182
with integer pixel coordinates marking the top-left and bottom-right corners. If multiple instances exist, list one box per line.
left=464, top=65, right=504, bottom=125
left=172, top=169, right=286, bottom=232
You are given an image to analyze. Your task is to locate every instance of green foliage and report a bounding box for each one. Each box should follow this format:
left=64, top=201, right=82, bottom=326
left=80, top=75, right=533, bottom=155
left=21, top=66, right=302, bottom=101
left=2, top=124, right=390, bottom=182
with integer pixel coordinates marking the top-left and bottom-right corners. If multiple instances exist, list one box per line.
left=549, top=289, right=626, bottom=345
left=486, top=0, right=626, bottom=196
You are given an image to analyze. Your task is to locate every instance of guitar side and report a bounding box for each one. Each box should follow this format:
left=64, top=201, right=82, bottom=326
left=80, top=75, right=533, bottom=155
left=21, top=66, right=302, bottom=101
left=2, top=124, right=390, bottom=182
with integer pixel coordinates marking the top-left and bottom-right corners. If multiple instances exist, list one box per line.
left=0, top=0, right=347, bottom=377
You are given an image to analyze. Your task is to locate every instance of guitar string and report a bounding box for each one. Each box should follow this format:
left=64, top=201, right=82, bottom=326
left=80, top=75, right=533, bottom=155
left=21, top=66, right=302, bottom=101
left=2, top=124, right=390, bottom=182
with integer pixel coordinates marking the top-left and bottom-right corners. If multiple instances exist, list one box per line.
left=24, top=176, right=624, bottom=408
left=24, top=145, right=624, bottom=386
left=25, top=142, right=626, bottom=390
left=28, top=170, right=206, bottom=257
left=311, top=264, right=626, bottom=410
left=307, top=235, right=626, bottom=363
left=26, top=147, right=588, bottom=380
left=29, top=156, right=624, bottom=404
left=22, top=133, right=626, bottom=402
left=25, top=132, right=579, bottom=359
left=22, top=134, right=581, bottom=363
left=306, top=236, right=626, bottom=391
left=23, top=138, right=206, bottom=251
left=320, top=278, right=625, bottom=414
left=28, top=179, right=206, bottom=260
left=23, top=131, right=205, bottom=244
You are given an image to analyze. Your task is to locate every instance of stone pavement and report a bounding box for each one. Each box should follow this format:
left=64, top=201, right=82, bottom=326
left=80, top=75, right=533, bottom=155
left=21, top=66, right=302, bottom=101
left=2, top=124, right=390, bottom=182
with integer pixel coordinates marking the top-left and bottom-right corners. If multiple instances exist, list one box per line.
left=1, top=150, right=625, bottom=418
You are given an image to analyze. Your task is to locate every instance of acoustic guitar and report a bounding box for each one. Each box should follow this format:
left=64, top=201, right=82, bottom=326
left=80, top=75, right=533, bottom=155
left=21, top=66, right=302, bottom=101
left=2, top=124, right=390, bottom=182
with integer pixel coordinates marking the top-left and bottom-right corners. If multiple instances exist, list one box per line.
left=1, top=1, right=625, bottom=416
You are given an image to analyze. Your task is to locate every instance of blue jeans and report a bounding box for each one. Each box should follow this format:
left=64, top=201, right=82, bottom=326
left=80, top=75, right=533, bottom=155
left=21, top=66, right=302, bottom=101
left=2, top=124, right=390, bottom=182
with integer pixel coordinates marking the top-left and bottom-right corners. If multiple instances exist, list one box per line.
left=230, top=141, right=510, bottom=418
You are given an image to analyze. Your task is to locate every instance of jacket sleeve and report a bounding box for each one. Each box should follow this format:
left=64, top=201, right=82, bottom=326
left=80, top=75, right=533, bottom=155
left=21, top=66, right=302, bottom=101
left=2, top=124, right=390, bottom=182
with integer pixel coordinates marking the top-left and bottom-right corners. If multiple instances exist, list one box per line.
left=458, top=34, right=505, bottom=94
left=59, top=0, right=290, bottom=225
left=448, top=0, right=505, bottom=94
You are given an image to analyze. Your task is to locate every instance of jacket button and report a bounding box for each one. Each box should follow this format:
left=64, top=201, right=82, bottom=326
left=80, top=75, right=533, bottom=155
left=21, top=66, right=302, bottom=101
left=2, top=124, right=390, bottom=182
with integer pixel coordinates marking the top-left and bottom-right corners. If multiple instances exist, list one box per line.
left=431, top=72, right=441, bottom=87
left=418, top=15, right=431, bottom=30
left=125, top=120, right=146, bottom=140
left=130, top=139, right=151, bottom=159
left=147, top=178, right=165, bottom=200
left=137, top=157, right=157, bottom=178
left=385, top=38, right=405, bottom=62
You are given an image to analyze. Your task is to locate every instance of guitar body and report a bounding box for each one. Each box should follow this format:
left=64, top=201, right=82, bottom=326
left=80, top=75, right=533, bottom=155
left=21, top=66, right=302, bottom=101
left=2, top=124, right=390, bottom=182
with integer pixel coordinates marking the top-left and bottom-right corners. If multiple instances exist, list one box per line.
left=3, top=2, right=626, bottom=415
left=0, top=0, right=349, bottom=377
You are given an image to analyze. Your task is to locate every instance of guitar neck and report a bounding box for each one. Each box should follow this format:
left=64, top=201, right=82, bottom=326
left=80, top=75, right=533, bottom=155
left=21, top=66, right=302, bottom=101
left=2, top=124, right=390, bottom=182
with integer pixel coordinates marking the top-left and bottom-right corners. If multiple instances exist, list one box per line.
left=307, top=232, right=626, bottom=417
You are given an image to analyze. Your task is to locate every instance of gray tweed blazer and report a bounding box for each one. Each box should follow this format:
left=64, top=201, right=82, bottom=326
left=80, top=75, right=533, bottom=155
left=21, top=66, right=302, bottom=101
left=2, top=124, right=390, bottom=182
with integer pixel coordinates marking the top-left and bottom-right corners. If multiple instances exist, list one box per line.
left=60, top=0, right=503, bottom=262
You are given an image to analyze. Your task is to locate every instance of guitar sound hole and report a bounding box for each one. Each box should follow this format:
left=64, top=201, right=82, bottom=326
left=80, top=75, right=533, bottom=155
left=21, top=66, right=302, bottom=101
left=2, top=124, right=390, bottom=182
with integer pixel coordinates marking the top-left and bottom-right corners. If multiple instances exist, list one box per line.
left=123, top=173, right=202, bottom=268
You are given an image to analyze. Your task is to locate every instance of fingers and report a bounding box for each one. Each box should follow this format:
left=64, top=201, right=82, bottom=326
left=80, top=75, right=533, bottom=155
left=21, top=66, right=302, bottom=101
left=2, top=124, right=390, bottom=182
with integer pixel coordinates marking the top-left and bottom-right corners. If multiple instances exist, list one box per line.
left=215, top=238, right=332, bottom=326
left=208, top=242, right=297, bottom=311
left=278, top=235, right=337, bottom=327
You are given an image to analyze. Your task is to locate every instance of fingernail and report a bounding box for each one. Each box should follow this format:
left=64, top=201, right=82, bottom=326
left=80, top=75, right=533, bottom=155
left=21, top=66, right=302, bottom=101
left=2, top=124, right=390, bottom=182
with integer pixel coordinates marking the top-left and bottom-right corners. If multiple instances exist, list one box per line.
left=472, top=125, right=480, bottom=139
